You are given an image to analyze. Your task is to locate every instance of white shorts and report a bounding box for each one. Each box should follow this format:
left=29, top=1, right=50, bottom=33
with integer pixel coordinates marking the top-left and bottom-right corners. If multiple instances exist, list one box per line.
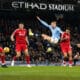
left=50, top=38, right=59, bottom=44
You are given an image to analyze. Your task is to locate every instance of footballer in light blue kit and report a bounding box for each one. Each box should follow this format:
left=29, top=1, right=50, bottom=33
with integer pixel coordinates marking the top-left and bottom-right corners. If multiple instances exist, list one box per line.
left=37, top=16, right=63, bottom=44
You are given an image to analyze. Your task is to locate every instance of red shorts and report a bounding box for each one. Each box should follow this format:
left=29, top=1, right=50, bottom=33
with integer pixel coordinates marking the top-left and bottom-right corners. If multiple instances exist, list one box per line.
left=60, top=45, right=72, bottom=54
left=15, top=43, right=28, bottom=52
left=0, top=47, right=3, bottom=53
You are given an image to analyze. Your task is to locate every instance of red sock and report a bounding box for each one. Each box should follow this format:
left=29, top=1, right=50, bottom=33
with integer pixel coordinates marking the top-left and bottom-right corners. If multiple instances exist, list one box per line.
left=69, top=60, right=72, bottom=65
left=13, top=56, right=17, bottom=61
left=25, top=56, right=30, bottom=64
left=1, top=55, right=5, bottom=64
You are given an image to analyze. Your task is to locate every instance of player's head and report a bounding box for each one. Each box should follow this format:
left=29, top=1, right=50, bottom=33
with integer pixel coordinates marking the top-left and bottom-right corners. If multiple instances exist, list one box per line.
left=65, top=28, right=70, bottom=34
left=18, top=23, right=24, bottom=29
left=51, top=21, right=57, bottom=28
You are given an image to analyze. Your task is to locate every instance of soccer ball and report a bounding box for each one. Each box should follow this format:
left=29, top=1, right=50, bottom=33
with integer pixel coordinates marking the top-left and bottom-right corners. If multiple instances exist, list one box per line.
left=4, top=47, right=10, bottom=53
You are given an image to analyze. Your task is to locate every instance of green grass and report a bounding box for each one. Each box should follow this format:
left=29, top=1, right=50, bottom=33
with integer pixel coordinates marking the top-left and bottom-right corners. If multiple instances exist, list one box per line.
left=0, top=66, right=80, bottom=80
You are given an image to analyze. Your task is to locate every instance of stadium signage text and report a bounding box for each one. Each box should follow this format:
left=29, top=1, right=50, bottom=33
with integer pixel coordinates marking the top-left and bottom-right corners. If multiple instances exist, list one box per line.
left=12, top=1, right=74, bottom=11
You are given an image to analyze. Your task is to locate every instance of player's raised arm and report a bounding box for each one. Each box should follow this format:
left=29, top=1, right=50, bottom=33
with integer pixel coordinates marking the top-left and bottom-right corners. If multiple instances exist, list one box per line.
left=36, top=16, right=50, bottom=28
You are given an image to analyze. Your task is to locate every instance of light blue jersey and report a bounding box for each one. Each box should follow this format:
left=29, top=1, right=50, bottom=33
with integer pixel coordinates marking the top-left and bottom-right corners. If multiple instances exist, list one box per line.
left=39, top=19, right=63, bottom=40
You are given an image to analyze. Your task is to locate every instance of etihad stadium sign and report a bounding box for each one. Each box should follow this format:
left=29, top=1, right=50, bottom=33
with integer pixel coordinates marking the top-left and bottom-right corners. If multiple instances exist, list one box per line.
left=12, top=1, right=74, bottom=11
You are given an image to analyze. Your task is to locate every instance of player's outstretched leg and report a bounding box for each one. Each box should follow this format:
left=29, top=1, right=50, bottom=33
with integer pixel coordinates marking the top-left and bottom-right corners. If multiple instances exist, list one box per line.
left=41, top=34, right=58, bottom=44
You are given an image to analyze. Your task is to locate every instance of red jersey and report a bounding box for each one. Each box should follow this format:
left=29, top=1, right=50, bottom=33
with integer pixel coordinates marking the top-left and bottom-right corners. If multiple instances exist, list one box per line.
left=60, top=32, right=71, bottom=46
left=13, top=29, right=27, bottom=44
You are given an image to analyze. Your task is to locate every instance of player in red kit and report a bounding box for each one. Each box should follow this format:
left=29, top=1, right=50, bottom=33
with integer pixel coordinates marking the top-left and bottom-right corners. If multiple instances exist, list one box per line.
left=11, top=23, right=31, bottom=67
left=60, top=29, right=73, bottom=67
left=0, top=46, right=7, bottom=68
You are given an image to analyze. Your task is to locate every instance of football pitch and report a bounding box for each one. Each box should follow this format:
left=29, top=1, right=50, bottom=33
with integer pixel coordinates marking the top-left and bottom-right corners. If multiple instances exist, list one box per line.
left=0, top=66, right=80, bottom=80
